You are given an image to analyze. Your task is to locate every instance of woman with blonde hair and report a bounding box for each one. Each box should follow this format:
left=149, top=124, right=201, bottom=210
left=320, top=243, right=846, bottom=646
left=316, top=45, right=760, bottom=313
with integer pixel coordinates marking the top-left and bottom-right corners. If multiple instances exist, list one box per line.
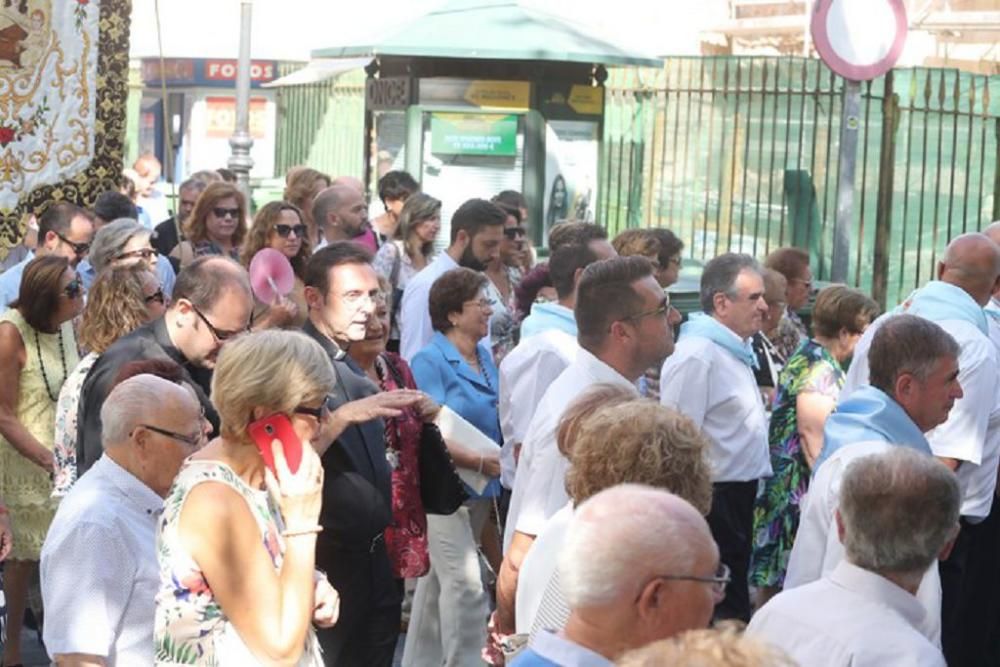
left=154, top=329, right=339, bottom=664
left=240, top=200, right=311, bottom=330
left=284, top=167, right=331, bottom=248
left=615, top=623, right=796, bottom=667
left=171, top=182, right=248, bottom=268
left=52, top=264, right=167, bottom=495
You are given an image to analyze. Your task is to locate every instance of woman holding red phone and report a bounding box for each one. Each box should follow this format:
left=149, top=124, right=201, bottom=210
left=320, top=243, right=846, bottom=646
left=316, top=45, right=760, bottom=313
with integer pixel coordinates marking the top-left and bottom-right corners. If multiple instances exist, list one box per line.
left=154, top=329, right=339, bottom=665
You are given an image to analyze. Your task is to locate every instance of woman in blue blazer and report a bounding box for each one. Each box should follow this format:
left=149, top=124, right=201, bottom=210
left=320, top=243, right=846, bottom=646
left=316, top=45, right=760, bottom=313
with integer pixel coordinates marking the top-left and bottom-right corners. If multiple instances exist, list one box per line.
left=404, top=267, right=503, bottom=666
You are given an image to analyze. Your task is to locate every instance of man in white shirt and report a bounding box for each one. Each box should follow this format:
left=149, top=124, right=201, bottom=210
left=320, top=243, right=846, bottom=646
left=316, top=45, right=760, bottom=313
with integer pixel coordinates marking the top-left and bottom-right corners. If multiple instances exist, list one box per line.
left=512, top=485, right=720, bottom=667
left=498, top=242, right=609, bottom=490
left=399, top=198, right=506, bottom=361
left=659, top=253, right=770, bottom=621
left=749, top=448, right=959, bottom=667
left=41, top=374, right=204, bottom=666
left=497, top=256, right=680, bottom=633
left=785, top=314, right=963, bottom=644
left=838, top=233, right=1000, bottom=664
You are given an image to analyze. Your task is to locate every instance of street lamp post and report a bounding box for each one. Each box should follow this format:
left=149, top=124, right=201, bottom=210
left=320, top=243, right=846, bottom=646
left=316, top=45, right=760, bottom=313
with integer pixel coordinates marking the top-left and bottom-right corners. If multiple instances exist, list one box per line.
left=228, top=0, right=254, bottom=206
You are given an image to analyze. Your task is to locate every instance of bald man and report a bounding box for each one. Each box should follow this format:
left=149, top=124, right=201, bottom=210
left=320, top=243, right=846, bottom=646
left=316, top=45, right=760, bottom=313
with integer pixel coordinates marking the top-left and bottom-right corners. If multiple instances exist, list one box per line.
left=841, top=232, right=1000, bottom=665
left=312, top=183, right=379, bottom=253
left=42, top=375, right=203, bottom=665
left=513, top=485, right=718, bottom=666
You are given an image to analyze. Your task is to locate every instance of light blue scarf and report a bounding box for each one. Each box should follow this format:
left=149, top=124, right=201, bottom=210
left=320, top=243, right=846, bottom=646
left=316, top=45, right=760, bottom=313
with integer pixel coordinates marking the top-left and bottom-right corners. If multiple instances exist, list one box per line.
left=814, top=385, right=931, bottom=472
left=680, top=312, right=758, bottom=369
left=894, top=280, right=988, bottom=335
left=520, top=301, right=577, bottom=339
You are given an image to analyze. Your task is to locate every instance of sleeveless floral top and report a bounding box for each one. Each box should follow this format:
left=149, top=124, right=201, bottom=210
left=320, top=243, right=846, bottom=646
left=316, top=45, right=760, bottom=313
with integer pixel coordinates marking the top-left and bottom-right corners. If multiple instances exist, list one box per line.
left=153, top=460, right=322, bottom=666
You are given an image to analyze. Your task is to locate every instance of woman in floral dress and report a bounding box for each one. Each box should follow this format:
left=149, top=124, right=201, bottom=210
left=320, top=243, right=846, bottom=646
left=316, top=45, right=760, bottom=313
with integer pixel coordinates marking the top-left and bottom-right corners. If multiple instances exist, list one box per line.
left=154, top=330, right=338, bottom=665
left=749, top=286, right=879, bottom=607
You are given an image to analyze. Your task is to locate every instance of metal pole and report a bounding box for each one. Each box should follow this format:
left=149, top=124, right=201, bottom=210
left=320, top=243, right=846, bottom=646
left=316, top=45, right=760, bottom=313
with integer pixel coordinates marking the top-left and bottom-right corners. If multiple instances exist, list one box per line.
left=228, top=0, right=254, bottom=206
left=832, top=79, right=861, bottom=283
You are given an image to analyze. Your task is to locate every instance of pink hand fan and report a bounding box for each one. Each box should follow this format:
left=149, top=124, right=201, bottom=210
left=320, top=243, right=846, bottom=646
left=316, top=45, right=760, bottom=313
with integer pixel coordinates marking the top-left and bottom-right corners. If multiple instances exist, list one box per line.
left=249, top=248, right=295, bottom=304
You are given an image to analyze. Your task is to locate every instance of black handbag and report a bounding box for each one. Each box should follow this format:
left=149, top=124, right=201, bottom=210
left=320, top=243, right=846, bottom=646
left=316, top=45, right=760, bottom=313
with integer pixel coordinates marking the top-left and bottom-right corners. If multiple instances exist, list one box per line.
left=418, top=422, right=469, bottom=515
left=380, top=354, right=468, bottom=515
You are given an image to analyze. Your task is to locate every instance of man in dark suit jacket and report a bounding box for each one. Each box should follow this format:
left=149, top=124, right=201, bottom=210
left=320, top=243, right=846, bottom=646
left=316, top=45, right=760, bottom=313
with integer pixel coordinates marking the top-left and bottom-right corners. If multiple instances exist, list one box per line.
left=76, top=257, right=252, bottom=476
left=302, top=242, right=424, bottom=667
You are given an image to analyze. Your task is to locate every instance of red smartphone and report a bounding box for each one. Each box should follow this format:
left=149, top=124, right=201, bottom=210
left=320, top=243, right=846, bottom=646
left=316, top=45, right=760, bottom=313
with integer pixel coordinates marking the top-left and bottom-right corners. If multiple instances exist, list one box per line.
left=247, top=414, right=303, bottom=476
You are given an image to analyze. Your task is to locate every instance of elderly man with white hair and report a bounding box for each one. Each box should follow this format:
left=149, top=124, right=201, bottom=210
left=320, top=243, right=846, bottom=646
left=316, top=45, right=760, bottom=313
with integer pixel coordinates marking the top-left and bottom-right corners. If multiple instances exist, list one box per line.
left=40, top=374, right=203, bottom=666
left=749, top=448, right=960, bottom=666
left=511, top=484, right=721, bottom=666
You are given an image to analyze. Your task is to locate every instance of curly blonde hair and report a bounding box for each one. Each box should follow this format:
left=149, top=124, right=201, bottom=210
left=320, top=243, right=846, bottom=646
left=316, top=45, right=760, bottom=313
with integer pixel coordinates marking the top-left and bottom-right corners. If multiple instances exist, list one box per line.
left=79, top=265, right=157, bottom=354
left=615, top=622, right=796, bottom=667
left=240, top=200, right=311, bottom=279
left=556, top=384, right=636, bottom=459
left=283, top=167, right=330, bottom=223
left=565, top=400, right=713, bottom=515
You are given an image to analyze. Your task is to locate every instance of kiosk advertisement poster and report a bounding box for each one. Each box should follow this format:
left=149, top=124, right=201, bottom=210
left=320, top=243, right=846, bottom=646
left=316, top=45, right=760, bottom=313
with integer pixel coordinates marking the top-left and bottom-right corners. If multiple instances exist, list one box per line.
left=543, top=120, right=599, bottom=236
left=430, top=113, right=518, bottom=157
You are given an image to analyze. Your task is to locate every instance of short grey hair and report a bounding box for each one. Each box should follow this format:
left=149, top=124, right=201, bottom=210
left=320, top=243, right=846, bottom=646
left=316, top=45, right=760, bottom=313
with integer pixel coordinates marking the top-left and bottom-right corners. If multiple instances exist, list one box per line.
left=100, top=374, right=191, bottom=446
left=840, top=448, right=960, bottom=575
left=89, top=218, right=149, bottom=273
left=559, top=484, right=712, bottom=608
left=868, top=314, right=959, bottom=395
left=699, top=253, right=761, bottom=313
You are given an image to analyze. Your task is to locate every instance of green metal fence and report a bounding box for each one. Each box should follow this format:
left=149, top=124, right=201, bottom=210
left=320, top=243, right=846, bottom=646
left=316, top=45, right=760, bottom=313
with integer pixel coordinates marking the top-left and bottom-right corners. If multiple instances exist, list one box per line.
left=273, top=67, right=366, bottom=180
left=600, top=57, right=1000, bottom=307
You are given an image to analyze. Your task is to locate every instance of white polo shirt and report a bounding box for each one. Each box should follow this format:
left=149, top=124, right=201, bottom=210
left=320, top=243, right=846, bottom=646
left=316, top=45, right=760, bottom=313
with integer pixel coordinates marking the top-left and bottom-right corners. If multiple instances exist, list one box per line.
left=498, top=329, right=578, bottom=489
left=505, top=347, right=638, bottom=553
left=659, top=335, right=771, bottom=482
left=748, top=561, right=945, bottom=667
left=399, top=251, right=458, bottom=362
left=784, top=440, right=942, bottom=645
left=41, top=455, right=164, bottom=665
left=843, top=314, right=1000, bottom=519
left=516, top=502, right=573, bottom=635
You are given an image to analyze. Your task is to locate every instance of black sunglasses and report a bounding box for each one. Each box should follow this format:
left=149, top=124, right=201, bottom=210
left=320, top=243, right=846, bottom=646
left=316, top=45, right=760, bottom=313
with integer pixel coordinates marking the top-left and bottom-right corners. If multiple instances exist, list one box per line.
left=212, top=207, right=240, bottom=219
left=191, top=303, right=250, bottom=342
left=55, top=232, right=90, bottom=257
left=293, top=395, right=336, bottom=420
left=136, top=423, right=203, bottom=447
left=275, top=223, right=307, bottom=239
left=145, top=287, right=166, bottom=305
left=64, top=277, right=84, bottom=299
left=503, top=226, right=526, bottom=240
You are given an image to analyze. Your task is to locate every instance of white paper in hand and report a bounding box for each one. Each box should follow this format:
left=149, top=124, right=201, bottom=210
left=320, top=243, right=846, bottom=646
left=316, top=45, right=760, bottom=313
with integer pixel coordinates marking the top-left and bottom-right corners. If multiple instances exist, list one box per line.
left=435, top=405, right=501, bottom=493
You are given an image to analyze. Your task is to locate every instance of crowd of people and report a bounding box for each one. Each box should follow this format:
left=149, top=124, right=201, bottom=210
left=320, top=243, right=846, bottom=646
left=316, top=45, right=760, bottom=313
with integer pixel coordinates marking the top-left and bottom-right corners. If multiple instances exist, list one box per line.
left=0, top=152, right=999, bottom=667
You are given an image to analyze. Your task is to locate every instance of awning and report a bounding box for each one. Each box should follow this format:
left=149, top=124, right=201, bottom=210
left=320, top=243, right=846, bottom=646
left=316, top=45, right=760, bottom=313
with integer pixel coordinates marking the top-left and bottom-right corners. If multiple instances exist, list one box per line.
left=262, top=57, right=372, bottom=88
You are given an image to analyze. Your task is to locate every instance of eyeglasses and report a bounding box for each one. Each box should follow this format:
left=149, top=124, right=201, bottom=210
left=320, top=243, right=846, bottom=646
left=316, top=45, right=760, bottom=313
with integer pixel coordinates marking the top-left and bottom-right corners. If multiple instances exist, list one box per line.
left=642, top=563, right=731, bottom=602
left=145, top=287, right=166, bottom=305
left=191, top=303, right=251, bottom=342
left=212, top=207, right=240, bottom=219
left=55, top=232, right=90, bottom=257
left=624, top=295, right=671, bottom=322
left=464, top=298, right=493, bottom=310
left=117, top=247, right=157, bottom=261
left=275, top=223, right=307, bottom=238
left=503, top=226, right=526, bottom=240
left=63, top=277, right=84, bottom=299
left=293, top=395, right=336, bottom=420
left=135, top=423, right=204, bottom=448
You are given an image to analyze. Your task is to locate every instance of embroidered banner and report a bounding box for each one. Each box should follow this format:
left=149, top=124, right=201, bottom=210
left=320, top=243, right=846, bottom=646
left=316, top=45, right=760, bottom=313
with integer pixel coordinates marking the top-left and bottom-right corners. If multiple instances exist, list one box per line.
left=0, top=0, right=128, bottom=260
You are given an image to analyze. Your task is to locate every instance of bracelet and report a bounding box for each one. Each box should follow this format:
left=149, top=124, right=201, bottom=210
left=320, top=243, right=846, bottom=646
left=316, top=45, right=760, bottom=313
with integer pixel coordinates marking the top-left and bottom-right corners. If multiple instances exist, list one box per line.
left=282, top=525, right=323, bottom=538
left=477, top=456, right=484, bottom=475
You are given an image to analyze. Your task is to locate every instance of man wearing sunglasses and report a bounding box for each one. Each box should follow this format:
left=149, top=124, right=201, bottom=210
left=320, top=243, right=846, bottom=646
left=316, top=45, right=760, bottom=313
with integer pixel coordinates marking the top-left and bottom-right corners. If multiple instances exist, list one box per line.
left=75, top=256, right=253, bottom=477
left=42, top=374, right=204, bottom=666
left=0, top=202, right=95, bottom=309
left=513, top=485, right=719, bottom=666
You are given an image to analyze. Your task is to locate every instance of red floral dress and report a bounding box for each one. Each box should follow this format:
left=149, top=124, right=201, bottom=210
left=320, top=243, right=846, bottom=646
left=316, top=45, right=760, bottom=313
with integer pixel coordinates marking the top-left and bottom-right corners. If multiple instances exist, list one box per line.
left=376, top=352, right=430, bottom=578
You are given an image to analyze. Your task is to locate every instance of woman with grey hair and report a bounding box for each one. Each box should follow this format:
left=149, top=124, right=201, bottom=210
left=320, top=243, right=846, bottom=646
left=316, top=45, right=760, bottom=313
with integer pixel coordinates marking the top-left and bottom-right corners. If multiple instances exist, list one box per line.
left=372, top=193, right=441, bottom=351
left=87, top=218, right=159, bottom=277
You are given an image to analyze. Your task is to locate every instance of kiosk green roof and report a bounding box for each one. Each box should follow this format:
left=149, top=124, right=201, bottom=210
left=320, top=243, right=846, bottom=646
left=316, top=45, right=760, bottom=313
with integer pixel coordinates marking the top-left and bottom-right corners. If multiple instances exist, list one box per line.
left=310, top=0, right=663, bottom=68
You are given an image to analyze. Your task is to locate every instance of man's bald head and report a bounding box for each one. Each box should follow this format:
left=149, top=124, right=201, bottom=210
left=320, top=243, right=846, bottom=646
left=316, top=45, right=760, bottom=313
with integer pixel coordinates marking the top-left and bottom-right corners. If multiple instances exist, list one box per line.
left=101, top=375, right=198, bottom=448
left=313, top=184, right=368, bottom=240
left=938, top=232, right=1000, bottom=306
left=330, top=175, right=365, bottom=194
